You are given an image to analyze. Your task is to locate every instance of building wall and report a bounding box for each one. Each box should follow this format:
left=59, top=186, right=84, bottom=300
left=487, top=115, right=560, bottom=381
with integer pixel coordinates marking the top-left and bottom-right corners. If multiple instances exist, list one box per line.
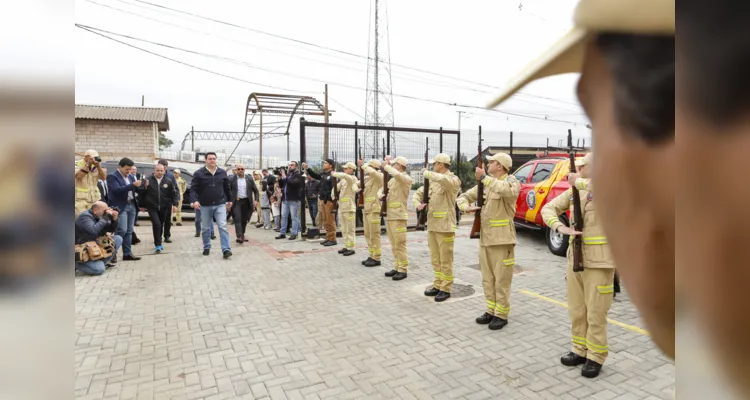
left=75, top=119, right=159, bottom=162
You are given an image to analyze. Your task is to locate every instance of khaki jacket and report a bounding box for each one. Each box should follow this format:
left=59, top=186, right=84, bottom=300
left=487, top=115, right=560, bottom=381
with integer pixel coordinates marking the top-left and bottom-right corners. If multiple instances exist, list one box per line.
left=377, top=164, right=413, bottom=221
left=75, top=159, right=101, bottom=203
left=176, top=177, right=187, bottom=196
left=332, top=172, right=358, bottom=213
left=457, top=174, right=520, bottom=246
left=420, top=170, right=461, bottom=233
left=360, top=165, right=383, bottom=214
left=541, top=178, right=614, bottom=268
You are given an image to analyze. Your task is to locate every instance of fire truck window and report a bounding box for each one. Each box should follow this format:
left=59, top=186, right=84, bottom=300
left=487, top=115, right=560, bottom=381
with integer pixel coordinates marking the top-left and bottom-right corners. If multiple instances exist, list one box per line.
left=513, top=164, right=533, bottom=183
left=530, top=163, right=554, bottom=183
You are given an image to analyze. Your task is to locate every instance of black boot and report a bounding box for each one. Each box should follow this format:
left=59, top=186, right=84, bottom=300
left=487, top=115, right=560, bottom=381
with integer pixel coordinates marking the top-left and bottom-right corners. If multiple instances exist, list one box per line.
left=434, top=291, right=451, bottom=302
left=488, top=316, right=508, bottom=330
left=581, top=359, right=603, bottom=378
left=364, top=259, right=381, bottom=267
left=424, top=287, right=439, bottom=296
left=362, top=258, right=373, bottom=265
left=323, top=241, right=337, bottom=247
left=560, top=352, right=587, bottom=367
left=342, top=250, right=355, bottom=256
left=275, top=234, right=286, bottom=240
left=475, top=312, right=493, bottom=325
left=385, top=269, right=398, bottom=277
left=392, top=272, right=407, bottom=281
left=338, top=248, right=347, bottom=254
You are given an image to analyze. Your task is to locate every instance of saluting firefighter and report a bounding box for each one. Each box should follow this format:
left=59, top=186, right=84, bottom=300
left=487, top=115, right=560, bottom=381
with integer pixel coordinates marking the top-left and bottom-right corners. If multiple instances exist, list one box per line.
left=457, top=153, right=520, bottom=330
left=379, top=155, right=413, bottom=281
left=332, top=162, right=359, bottom=256
left=358, top=158, right=384, bottom=267
left=415, top=153, right=461, bottom=302
left=541, top=153, right=614, bottom=379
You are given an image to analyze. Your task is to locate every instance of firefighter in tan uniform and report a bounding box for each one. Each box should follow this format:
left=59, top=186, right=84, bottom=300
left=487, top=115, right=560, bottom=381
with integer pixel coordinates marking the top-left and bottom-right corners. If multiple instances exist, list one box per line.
left=457, top=153, right=520, bottom=330
left=172, top=169, right=187, bottom=226
left=332, top=162, right=359, bottom=257
left=75, top=149, right=106, bottom=215
left=358, top=159, right=384, bottom=267
left=417, top=153, right=461, bottom=302
left=379, top=156, right=413, bottom=281
left=541, top=153, right=614, bottom=379
left=253, top=171, right=264, bottom=227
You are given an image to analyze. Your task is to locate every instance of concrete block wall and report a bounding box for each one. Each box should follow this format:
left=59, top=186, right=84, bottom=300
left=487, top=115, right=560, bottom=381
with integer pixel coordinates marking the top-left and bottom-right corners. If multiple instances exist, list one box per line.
left=75, top=119, right=159, bottom=162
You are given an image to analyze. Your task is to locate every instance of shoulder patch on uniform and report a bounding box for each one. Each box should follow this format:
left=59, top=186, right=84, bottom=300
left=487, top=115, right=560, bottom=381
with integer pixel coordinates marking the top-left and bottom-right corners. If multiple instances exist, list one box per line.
left=587, top=192, right=593, bottom=201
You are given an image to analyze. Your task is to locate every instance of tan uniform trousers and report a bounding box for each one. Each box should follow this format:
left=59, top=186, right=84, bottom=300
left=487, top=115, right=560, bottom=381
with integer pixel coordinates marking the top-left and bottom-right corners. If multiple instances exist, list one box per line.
left=479, top=245, right=515, bottom=319
left=567, top=266, right=615, bottom=364
left=363, top=212, right=382, bottom=261
left=174, top=198, right=184, bottom=223
left=386, top=220, right=408, bottom=272
left=341, top=211, right=356, bottom=250
left=316, top=200, right=324, bottom=230
left=321, top=200, right=337, bottom=242
left=75, top=200, right=95, bottom=216
left=428, top=231, right=455, bottom=292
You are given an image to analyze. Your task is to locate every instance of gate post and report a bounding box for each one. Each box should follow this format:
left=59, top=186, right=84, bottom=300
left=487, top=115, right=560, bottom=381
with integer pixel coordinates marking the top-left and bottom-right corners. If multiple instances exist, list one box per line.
left=439, top=127, right=444, bottom=153
left=456, top=127, right=461, bottom=178
left=386, top=129, right=391, bottom=155
left=509, top=131, right=514, bottom=156
left=300, top=118, right=306, bottom=163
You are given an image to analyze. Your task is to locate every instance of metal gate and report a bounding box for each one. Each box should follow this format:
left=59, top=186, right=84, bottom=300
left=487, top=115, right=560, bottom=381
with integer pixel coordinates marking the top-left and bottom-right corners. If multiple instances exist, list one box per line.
left=299, top=119, right=461, bottom=231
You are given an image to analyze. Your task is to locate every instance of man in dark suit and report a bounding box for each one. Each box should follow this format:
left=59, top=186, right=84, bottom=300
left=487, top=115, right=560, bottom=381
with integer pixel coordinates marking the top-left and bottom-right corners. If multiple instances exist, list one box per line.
left=157, top=159, right=180, bottom=238
left=229, top=163, right=260, bottom=244
left=137, top=163, right=179, bottom=253
left=106, top=157, right=143, bottom=261
left=188, top=152, right=234, bottom=259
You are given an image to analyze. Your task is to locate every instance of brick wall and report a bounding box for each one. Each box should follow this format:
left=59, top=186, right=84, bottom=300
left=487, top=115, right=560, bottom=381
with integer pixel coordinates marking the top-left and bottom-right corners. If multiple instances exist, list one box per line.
left=75, top=119, right=159, bottom=162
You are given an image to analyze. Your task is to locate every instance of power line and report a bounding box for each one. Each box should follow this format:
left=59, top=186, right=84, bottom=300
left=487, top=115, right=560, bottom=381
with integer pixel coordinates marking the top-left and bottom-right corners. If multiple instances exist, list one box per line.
left=109, top=0, right=582, bottom=105
left=76, top=23, right=587, bottom=125
left=328, top=96, right=365, bottom=120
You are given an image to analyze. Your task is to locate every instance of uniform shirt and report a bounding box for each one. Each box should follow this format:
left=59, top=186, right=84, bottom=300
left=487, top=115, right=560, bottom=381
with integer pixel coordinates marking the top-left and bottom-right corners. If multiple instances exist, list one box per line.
left=237, top=176, right=247, bottom=199
left=379, top=164, right=413, bottom=221
left=457, top=174, right=521, bottom=246
left=175, top=177, right=187, bottom=196
left=421, top=170, right=461, bottom=233
left=332, top=172, right=358, bottom=213
left=74, top=159, right=101, bottom=203
left=540, top=178, right=614, bottom=268
left=360, top=165, right=384, bottom=214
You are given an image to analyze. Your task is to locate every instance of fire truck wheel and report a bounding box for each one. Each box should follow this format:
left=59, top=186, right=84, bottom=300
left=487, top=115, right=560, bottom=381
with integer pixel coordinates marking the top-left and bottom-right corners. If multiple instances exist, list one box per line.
left=546, top=214, right=570, bottom=257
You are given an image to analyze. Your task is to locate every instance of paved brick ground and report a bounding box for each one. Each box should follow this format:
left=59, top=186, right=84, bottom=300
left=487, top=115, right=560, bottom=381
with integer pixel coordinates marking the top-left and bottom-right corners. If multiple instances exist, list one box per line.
left=75, top=215, right=675, bottom=400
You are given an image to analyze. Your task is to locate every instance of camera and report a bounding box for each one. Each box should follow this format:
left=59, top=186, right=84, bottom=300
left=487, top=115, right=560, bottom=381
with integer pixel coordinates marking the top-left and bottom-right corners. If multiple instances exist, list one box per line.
left=94, top=156, right=102, bottom=163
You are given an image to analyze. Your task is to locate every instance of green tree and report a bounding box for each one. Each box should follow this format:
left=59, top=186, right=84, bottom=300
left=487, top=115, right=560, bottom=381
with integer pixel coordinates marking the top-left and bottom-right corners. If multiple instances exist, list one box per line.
left=411, top=182, right=423, bottom=190
left=158, top=133, right=173, bottom=150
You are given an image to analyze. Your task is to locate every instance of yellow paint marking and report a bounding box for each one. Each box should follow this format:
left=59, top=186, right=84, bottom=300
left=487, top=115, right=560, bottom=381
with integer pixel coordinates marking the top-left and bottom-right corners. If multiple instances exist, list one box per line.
left=519, top=289, right=650, bottom=337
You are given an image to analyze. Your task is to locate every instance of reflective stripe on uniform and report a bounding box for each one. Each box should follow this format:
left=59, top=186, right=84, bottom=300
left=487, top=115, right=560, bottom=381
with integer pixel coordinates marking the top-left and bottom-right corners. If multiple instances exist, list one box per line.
left=494, top=304, right=510, bottom=314
left=76, top=188, right=90, bottom=192
left=586, top=340, right=609, bottom=353
left=341, top=198, right=350, bottom=202
left=395, top=227, right=407, bottom=233
left=503, top=258, right=515, bottom=266
left=444, top=236, right=454, bottom=243
left=597, top=285, right=614, bottom=294
left=389, top=202, right=400, bottom=207
left=432, top=211, right=447, bottom=219
left=489, top=219, right=509, bottom=227
left=545, top=217, right=559, bottom=227
left=583, top=236, right=608, bottom=245
left=486, top=300, right=496, bottom=309
left=347, top=216, right=355, bottom=220
left=572, top=335, right=587, bottom=346
left=365, top=197, right=376, bottom=202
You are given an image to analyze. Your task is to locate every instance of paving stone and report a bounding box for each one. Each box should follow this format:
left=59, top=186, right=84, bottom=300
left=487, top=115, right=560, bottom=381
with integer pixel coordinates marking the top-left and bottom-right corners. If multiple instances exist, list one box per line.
left=75, top=219, right=674, bottom=399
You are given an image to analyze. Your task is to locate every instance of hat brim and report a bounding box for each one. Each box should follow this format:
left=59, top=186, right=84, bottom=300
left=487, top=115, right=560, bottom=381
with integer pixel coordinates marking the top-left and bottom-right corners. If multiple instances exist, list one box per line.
left=487, top=28, right=588, bottom=109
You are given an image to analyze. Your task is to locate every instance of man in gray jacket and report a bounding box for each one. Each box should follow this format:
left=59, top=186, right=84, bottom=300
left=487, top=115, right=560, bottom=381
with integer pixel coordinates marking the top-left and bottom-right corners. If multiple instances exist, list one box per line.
left=75, top=201, right=122, bottom=275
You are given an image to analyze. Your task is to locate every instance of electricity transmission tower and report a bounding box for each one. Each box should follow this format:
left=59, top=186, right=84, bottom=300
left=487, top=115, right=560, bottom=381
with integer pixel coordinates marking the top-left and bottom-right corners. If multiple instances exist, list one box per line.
left=364, top=0, right=395, bottom=159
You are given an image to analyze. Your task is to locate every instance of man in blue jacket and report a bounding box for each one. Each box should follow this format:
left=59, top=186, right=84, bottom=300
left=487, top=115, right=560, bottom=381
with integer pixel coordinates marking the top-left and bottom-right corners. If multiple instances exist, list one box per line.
left=189, top=152, right=233, bottom=259
left=106, top=157, right=143, bottom=261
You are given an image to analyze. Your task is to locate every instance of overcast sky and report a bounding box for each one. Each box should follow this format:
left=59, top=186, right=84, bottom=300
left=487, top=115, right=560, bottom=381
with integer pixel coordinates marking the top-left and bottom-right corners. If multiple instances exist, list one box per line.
left=74, top=0, right=591, bottom=160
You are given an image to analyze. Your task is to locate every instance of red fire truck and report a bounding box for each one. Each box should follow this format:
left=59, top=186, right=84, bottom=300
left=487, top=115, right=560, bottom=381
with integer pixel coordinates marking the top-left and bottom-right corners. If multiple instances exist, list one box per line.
left=511, top=152, right=586, bottom=256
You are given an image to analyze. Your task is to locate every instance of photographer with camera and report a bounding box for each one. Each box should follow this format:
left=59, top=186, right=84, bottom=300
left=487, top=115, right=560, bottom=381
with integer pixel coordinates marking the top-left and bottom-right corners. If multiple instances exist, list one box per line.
left=75, top=149, right=107, bottom=216
left=75, top=201, right=122, bottom=275
left=275, top=162, right=305, bottom=240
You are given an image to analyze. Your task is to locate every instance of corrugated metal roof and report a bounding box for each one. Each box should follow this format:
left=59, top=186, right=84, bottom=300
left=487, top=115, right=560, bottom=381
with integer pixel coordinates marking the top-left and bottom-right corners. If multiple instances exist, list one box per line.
left=75, top=104, right=170, bottom=131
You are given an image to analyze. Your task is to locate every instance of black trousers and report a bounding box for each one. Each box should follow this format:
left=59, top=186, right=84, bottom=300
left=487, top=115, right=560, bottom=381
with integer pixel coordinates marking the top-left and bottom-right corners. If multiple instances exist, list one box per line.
left=233, top=198, right=252, bottom=237
left=147, top=207, right=172, bottom=245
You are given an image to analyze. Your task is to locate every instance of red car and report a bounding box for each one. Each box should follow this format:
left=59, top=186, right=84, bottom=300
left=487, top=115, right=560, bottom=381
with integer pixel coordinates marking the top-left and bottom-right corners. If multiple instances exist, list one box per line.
left=511, top=153, right=586, bottom=256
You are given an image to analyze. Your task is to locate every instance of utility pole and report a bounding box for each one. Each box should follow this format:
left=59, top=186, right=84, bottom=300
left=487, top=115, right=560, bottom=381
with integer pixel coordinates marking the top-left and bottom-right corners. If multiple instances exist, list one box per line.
left=324, top=84, right=329, bottom=158
left=141, top=95, right=144, bottom=106
left=456, top=110, right=467, bottom=133
left=259, top=108, right=263, bottom=169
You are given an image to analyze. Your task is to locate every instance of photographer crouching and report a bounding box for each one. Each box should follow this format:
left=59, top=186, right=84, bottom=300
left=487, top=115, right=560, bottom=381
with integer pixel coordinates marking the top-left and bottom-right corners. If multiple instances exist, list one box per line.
left=74, top=201, right=122, bottom=276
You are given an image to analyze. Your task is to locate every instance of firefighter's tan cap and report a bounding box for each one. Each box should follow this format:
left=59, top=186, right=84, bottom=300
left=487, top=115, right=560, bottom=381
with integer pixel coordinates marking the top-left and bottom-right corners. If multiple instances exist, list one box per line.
left=343, top=162, right=357, bottom=170
left=486, top=0, right=675, bottom=109
left=393, top=156, right=408, bottom=167
left=429, top=153, right=451, bottom=165
left=488, top=152, right=512, bottom=170
left=575, top=152, right=593, bottom=167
